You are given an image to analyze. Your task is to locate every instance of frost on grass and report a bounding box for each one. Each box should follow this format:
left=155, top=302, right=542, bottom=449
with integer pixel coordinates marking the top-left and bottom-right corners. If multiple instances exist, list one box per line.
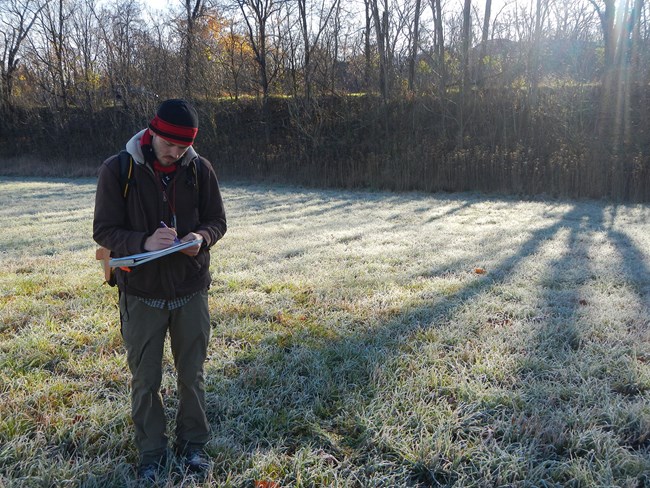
left=1, top=178, right=650, bottom=486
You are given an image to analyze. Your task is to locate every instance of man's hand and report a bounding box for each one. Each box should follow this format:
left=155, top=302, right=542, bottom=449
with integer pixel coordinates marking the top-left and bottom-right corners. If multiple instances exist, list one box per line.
left=144, top=227, right=178, bottom=251
left=179, top=232, right=204, bottom=256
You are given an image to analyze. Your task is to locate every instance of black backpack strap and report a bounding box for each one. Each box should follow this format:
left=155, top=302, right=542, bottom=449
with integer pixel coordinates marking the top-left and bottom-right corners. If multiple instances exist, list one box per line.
left=186, top=156, right=202, bottom=209
left=118, top=150, right=134, bottom=199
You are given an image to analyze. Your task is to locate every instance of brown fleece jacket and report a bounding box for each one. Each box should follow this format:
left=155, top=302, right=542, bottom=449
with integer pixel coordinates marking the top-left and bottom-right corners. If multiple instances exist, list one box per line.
left=93, top=152, right=227, bottom=300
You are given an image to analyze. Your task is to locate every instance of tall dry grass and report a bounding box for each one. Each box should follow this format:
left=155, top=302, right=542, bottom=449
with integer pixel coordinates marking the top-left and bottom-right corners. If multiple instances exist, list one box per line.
left=2, top=88, right=649, bottom=201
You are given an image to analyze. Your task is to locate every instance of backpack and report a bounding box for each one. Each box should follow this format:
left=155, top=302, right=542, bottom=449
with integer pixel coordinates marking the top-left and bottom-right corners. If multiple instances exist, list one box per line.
left=96, top=150, right=203, bottom=285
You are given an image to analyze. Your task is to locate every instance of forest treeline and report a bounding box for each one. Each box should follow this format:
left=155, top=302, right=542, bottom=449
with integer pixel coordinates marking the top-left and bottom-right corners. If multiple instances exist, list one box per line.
left=1, top=0, right=649, bottom=201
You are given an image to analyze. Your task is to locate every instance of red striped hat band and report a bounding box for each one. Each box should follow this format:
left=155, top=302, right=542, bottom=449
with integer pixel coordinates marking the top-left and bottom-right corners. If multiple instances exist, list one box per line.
left=149, top=115, right=198, bottom=146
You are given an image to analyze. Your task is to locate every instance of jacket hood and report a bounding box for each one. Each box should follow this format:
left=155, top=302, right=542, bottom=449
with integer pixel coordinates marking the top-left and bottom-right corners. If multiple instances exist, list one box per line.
left=125, top=129, right=198, bottom=167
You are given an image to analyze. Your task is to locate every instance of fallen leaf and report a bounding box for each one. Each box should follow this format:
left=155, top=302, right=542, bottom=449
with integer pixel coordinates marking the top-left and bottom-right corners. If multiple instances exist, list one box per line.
left=474, top=267, right=487, bottom=274
left=487, top=316, right=512, bottom=327
left=255, top=481, right=279, bottom=488
left=316, top=449, right=340, bottom=466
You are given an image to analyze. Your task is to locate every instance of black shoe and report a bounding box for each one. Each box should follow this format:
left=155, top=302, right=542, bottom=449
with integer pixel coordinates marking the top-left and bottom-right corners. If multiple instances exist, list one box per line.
left=182, top=449, right=211, bottom=473
left=137, top=453, right=167, bottom=482
left=137, top=462, right=159, bottom=481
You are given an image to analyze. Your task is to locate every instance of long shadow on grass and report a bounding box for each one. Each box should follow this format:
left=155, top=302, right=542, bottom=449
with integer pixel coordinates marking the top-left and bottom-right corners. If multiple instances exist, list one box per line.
left=205, top=202, right=574, bottom=474
left=203, top=199, right=650, bottom=485
left=603, top=206, right=650, bottom=295
left=503, top=204, right=650, bottom=486
left=425, top=199, right=476, bottom=222
left=501, top=205, right=604, bottom=481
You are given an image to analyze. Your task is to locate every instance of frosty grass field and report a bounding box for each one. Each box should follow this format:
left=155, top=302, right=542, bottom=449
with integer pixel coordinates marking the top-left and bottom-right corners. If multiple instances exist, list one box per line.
left=1, top=177, right=650, bottom=487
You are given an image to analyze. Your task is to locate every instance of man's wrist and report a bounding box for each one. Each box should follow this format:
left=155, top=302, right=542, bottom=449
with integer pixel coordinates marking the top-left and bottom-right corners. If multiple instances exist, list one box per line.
left=196, top=231, right=209, bottom=247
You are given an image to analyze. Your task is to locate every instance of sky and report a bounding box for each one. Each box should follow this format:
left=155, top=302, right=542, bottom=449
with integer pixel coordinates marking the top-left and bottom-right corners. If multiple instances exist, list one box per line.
left=140, top=0, right=518, bottom=34
left=144, top=0, right=515, bottom=16
left=148, top=0, right=172, bottom=11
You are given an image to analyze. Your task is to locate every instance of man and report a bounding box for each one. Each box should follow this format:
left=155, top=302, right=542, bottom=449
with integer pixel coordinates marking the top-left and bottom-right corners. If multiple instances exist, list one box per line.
left=93, top=99, right=227, bottom=480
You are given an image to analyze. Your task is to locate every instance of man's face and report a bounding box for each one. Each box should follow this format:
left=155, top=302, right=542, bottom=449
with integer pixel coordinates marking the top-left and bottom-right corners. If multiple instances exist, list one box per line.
left=150, top=130, right=190, bottom=166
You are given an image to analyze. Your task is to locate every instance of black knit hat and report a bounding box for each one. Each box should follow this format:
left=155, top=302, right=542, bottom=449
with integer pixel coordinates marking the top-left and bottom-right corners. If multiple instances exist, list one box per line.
left=149, top=99, right=199, bottom=145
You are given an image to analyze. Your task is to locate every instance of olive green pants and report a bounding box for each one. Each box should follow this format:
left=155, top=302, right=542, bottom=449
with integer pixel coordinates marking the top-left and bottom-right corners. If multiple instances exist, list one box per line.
left=119, top=290, right=211, bottom=464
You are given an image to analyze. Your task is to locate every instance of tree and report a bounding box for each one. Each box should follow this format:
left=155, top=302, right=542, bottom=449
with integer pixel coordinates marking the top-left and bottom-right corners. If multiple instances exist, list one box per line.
left=587, top=0, right=615, bottom=78
left=236, top=0, right=283, bottom=103
left=32, top=0, right=74, bottom=109
left=68, top=0, right=102, bottom=110
left=95, top=0, right=145, bottom=109
left=587, top=0, right=645, bottom=139
left=208, top=17, right=255, bottom=100
left=297, top=0, right=339, bottom=100
left=368, top=0, right=389, bottom=98
left=407, top=0, right=422, bottom=93
left=628, top=0, right=645, bottom=85
left=0, top=0, right=48, bottom=110
left=363, top=0, right=372, bottom=90
left=460, top=0, right=471, bottom=91
left=181, top=0, right=208, bottom=97
left=476, top=0, right=492, bottom=85
left=235, top=0, right=286, bottom=144
left=528, top=0, right=550, bottom=107
left=140, top=11, right=178, bottom=99
left=429, top=0, right=447, bottom=131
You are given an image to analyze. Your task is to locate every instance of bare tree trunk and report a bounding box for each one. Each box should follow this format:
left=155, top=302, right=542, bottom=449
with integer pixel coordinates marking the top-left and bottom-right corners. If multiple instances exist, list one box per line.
left=461, top=0, right=471, bottom=91
left=331, top=0, right=341, bottom=94
left=459, top=0, right=472, bottom=147
left=364, top=0, right=372, bottom=91
left=298, top=0, right=310, bottom=100
left=529, top=0, right=546, bottom=107
left=381, top=10, right=389, bottom=97
left=183, top=0, right=205, bottom=98
left=588, top=0, right=617, bottom=136
left=431, top=0, right=446, bottom=133
left=56, top=0, right=67, bottom=106
left=616, top=0, right=644, bottom=145
left=238, top=0, right=279, bottom=143
left=238, top=0, right=274, bottom=102
left=369, top=0, right=389, bottom=99
left=586, top=0, right=645, bottom=144
left=477, top=0, right=492, bottom=85
left=408, top=0, right=422, bottom=93
left=628, top=0, right=644, bottom=86
left=298, top=0, right=338, bottom=100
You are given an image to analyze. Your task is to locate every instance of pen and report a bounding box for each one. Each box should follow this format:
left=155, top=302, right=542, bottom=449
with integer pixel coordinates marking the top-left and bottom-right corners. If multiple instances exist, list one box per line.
left=160, top=221, right=181, bottom=243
